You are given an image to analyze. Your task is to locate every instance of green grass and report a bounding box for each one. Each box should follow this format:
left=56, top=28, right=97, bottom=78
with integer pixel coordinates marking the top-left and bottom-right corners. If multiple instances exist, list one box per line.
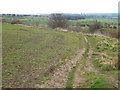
left=81, top=72, right=113, bottom=88
left=68, top=19, right=118, bottom=26
left=85, top=34, right=118, bottom=69
left=92, top=55, right=116, bottom=71
left=90, top=75, right=112, bottom=88
left=85, top=34, right=103, bottom=47
left=66, top=37, right=89, bottom=88
left=78, top=34, right=118, bottom=88
left=2, top=22, right=119, bottom=88
left=2, top=23, right=86, bottom=88
left=75, top=45, right=113, bottom=88
left=90, top=36, right=118, bottom=71
left=3, top=16, right=48, bottom=25
left=66, top=66, right=77, bottom=88
left=94, top=37, right=118, bottom=53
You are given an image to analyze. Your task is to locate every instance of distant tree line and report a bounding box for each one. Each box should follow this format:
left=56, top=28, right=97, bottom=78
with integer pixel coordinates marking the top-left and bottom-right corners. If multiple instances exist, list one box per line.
left=1, top=14, right=49, bottom=17
left=1, top=13, right=117, bottom=19
left=65, top=15, right=85, bottom=20
left=1, top=14, right=31, bottom=17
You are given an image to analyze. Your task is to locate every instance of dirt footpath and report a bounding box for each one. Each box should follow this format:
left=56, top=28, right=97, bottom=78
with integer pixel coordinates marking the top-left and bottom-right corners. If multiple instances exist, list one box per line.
left=35, top=48, right=85, bottom=88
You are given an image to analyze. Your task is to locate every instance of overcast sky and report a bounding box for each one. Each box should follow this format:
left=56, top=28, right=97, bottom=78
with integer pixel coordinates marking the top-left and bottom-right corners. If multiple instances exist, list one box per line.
left=0, top=0, right=119, bottom=14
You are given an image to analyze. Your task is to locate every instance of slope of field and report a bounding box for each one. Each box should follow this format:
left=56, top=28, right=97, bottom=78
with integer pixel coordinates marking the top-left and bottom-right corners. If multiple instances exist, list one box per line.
left=2, top=23, right=86, bottom=88
left=70, top=34, right=119, bottom=88
left=2, top=23, right=119, bottom=88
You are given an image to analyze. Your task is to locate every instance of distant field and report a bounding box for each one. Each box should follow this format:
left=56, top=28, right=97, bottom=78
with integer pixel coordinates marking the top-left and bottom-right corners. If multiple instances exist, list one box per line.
left=2, top=16, right=118, bottom=25
left=3, top=16, right=48, bottom=25
left=68, top=19, right=118, bottom=25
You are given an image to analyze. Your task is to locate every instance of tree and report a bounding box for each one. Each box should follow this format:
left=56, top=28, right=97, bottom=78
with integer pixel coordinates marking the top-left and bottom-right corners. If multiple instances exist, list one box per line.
left=48, top=13, right=67, bottom=29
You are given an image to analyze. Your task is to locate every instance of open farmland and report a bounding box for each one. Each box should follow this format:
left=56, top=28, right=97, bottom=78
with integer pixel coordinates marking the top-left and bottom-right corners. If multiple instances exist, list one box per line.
left=2, top=15, right=118, bottom=26
left=2, top=16, right=48, bottom=25
left=2, top=15, right=118, bottom=38
left=2, top=23, right=119, bottom=88
left=68, top=19, right=118, bottom=26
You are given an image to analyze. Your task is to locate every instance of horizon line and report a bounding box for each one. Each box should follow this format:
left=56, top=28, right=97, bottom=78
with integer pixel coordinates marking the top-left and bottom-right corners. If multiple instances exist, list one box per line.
left=0, top=12, right=118, bottom=15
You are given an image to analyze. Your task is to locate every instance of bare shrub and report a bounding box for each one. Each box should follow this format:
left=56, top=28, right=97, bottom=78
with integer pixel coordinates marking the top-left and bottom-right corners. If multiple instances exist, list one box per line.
left=100, top=28, right=118, bottom=38
left=1, top=19, right=6, bottom=23
left=89, top=20, right=103, bottom=33
left=66, top=26, right=89, bottom=33
left=48, top=13, right=68, bottom=29
left=11, top=19, right=22, bottom=24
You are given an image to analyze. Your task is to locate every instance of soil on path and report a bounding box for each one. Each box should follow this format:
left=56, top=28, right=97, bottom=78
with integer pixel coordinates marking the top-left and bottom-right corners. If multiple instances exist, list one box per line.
left=35, top=48, right=86, bottom=88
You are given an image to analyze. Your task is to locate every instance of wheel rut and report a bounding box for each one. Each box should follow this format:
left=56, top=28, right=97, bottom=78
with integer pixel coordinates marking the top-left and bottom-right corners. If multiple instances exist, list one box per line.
left=35, top=48, right=86, bottom=88
left=73, top=36, right=119, bottom=88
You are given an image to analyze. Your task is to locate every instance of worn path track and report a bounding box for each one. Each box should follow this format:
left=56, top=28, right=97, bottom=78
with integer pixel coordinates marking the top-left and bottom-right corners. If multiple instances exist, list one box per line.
left=73, top=36, right=119, bottom=88
left=35, top=48, right=85, bottom=88
left=35, top=35, right=118, bottom=88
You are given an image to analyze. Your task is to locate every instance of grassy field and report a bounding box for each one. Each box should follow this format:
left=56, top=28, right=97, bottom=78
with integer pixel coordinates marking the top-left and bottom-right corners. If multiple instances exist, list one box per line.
left=2, top=16, right=48, bottom=25
left=2, top=23, right=119, bottom=88
left=65, top=34, right=119, bottom=88
left=86, top=34, right=119, bottom=71
left=87, top=34, right=119, bottom=87
left=2, top=23, right=86, bottom=88
left=68, top=19, right=118, bottom=26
